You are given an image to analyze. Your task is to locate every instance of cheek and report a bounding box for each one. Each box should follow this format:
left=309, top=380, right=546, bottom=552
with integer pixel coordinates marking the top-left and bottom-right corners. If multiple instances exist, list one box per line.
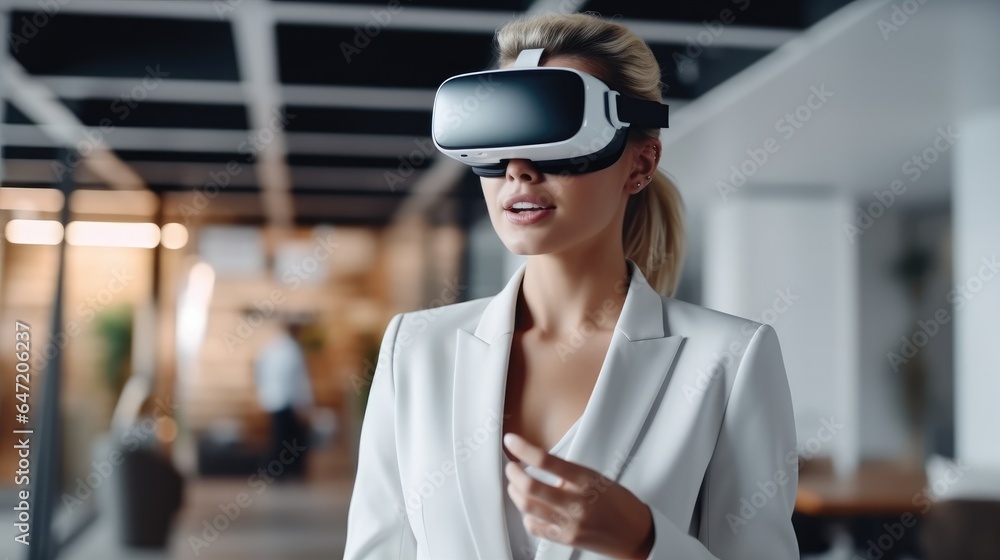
left=554, top=175, right=623, bottom=219
left=481, top=181, right=501, bottom=211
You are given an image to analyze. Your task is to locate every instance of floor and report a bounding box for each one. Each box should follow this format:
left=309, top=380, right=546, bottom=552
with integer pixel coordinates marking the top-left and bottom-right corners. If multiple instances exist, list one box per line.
left=59, top=478, right=353, bottom=560
left=0, top=439, right=355, bottom=560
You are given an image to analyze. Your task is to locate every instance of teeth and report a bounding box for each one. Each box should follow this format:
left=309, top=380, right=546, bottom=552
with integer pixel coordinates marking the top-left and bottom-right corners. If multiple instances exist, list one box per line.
left=511, top=201, right=547, bottom=210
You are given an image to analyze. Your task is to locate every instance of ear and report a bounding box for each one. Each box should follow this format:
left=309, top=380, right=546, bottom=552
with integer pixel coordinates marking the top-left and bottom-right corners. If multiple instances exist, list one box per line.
left=626, top=138, right=661, bottom=194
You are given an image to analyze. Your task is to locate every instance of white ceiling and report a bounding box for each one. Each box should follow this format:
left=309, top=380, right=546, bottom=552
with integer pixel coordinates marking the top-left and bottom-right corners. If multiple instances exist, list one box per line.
left=658, top=0, right=1000, bottom=292
left=661, top=0, right=993, bottom=210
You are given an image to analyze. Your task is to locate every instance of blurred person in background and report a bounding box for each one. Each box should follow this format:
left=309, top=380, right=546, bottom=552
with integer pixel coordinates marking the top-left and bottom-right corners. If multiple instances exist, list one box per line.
left=254, top=314, right=314, bottom=481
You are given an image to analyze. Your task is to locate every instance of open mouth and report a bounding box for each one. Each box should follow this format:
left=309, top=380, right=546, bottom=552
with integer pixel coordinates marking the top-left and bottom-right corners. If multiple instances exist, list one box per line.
left=507, top=202, right=555, bottom=213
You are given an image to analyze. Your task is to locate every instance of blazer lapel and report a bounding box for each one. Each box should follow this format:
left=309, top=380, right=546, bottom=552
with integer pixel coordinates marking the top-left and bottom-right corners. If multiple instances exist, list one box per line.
left=452, top=259, right=685, bottom=560
left=452, top=260, right=523, bottom=560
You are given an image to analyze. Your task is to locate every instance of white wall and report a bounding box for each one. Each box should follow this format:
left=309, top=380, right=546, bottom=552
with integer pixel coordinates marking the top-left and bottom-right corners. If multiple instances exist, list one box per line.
left=950, top=1, right=1000, bottom=471
left=954, top=110, right=1000, bottom=469
left=704, top=188, right=860, bottom=474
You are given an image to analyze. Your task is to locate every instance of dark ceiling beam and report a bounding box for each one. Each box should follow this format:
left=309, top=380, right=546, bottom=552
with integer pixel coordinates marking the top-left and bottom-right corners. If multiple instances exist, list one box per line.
left=3, top=0, right=798, bottom=48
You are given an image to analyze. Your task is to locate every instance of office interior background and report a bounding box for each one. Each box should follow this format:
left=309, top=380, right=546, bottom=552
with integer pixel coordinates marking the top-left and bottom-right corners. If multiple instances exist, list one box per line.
left=0, top=0, right=998, bottom=558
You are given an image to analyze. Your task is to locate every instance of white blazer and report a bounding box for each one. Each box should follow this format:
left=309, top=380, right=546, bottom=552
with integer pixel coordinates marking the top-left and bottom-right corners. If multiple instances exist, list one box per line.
left=344, top=258, right=799, bottom=560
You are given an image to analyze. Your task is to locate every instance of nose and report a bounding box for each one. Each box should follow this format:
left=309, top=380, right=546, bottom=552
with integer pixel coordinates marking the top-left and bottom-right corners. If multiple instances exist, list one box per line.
left=505, top=158, right=542, bottom=183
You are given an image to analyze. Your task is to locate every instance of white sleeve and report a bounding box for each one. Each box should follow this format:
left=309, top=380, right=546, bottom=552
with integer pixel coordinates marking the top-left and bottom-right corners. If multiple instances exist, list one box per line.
left=343, top=312, right=419, bottom=559
left=643, top=323, right=800, bottom=559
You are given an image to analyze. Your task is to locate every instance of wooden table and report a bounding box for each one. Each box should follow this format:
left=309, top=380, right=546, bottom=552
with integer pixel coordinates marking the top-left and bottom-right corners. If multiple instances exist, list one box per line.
left=795, top=457, right=929, bottom=517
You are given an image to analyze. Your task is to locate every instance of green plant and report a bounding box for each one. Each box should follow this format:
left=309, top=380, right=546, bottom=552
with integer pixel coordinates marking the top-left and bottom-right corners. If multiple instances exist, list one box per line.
left=95, top=304, right=134, bottom=400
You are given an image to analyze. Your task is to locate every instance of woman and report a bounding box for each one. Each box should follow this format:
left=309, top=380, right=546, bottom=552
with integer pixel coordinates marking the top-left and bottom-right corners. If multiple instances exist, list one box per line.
left=344, top=12, right=799, bottom=560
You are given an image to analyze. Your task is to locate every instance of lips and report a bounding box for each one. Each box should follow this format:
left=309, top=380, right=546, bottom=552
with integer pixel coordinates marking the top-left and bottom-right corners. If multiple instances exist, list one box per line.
left=504, top=207, right=554, bottom=225
left=502, top=193, right=556, bottom=212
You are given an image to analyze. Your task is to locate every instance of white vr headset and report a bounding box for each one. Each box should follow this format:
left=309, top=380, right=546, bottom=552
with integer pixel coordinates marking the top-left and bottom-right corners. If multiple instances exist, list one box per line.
left=431, top=47, right=669, bottom=177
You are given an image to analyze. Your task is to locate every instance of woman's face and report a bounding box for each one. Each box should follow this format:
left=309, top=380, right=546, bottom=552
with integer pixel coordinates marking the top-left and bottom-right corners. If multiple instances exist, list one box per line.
left=480, top=56, right=652, bottom=257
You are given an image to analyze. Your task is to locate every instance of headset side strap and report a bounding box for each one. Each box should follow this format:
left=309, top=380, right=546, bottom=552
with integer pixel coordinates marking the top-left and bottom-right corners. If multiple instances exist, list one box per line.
left=615, top=96, right=670, bottom=128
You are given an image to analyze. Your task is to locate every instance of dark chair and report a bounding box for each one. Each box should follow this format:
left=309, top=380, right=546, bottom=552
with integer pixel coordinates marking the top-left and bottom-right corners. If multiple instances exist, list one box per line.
left=920, top=499, right=1000, bottom=560
left=119, top=445, right=185, bottom=547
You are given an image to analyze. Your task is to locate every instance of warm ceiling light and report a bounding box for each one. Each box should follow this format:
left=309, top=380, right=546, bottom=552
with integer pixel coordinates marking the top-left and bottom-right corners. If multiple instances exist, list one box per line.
left=160, top=223, right=189, bottom=249
left=4, top=219, right=64, bottom=245
left=65, top=221, right=161, bottom=248
left=69, top=189, right=158, bottom=215
left=0, top=187, right=65, bottom=212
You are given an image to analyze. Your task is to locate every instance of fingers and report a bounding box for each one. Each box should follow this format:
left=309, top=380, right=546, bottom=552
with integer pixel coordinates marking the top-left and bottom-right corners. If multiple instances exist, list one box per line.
left=506, top=463, right=582, bottom=536
left=506, top=474, right=567, bottom=524
left=505, top=459, right=568, bottom=503
left=503, top=432, right=590, bottom=488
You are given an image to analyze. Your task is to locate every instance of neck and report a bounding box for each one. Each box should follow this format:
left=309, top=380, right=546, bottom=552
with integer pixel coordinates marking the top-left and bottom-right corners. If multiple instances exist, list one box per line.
left=515, top=252, right=632, bottom=340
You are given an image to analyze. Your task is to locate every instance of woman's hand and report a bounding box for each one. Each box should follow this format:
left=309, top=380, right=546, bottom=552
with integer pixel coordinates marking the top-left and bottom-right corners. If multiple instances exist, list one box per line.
left=502, top=432, right=655, bottom=560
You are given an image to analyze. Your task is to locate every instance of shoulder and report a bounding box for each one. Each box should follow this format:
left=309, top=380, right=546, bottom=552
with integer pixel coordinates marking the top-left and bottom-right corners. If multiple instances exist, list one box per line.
left=661, top=296, right=767, bottom=344
left=383, top=296, right=493, bottom=360
left=659, top=297, right=788, bottom=412
left=659, top=296, right=785, bottom=380
left=395, top=297, right=491, bottom=338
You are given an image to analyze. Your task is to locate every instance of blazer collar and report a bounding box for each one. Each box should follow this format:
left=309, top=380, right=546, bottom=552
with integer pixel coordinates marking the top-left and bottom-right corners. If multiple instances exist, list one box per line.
left=473, top=258, right=666, bottom=344
left=451, top=258, right=686, bottom=560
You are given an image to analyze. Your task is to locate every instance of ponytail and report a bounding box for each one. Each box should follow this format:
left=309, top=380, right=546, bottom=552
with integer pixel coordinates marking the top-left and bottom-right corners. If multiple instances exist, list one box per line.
left=623, top=169, right=685, bottom=296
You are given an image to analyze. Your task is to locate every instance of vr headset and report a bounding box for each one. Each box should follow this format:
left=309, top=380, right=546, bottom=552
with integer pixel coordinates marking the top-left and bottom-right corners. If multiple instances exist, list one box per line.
left=431, top=47, right=669, bottom=177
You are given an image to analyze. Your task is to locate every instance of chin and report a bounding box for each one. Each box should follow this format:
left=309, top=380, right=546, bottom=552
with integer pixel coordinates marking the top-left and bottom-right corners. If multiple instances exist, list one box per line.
left=499, top=239, right=550, bottom=256
left=500, top=234, right=570, bottom=256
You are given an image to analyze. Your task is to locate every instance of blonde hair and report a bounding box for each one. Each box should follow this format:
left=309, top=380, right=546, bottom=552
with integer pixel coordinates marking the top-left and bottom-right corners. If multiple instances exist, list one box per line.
left=495, top=12, right=686, bottom=297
